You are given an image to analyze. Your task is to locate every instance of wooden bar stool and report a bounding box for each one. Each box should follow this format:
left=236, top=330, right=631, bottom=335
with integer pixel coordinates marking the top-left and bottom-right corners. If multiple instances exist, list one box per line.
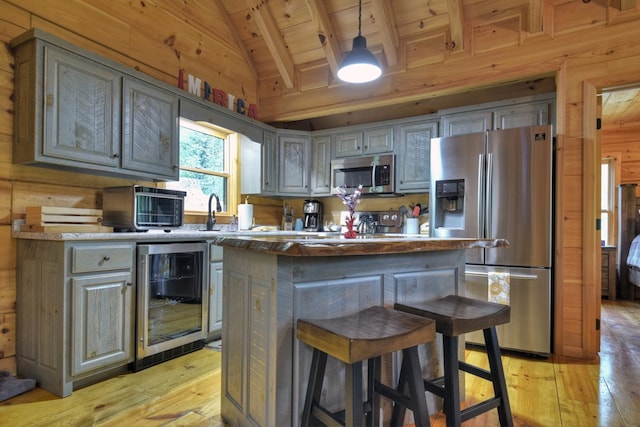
left=395, top=295, right=513, bottom=427
left=297, top=305, right=436, bottom=427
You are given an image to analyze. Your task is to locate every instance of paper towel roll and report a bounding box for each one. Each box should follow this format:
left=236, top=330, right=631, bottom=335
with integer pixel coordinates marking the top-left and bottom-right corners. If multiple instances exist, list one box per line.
left=238, top=204, right=253, bottom=230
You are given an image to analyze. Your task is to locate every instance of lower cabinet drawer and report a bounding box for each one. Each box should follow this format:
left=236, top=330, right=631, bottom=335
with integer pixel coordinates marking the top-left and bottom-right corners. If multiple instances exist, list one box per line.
left=71, top=243, right=135, bottom=273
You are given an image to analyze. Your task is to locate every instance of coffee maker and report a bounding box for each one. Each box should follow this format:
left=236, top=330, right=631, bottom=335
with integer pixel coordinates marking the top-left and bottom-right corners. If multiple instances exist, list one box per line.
left=303, top=199, right=323, bottom=232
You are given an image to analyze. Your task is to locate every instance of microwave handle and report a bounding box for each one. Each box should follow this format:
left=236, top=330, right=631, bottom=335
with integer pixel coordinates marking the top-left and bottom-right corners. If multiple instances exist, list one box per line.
left=371, top=163, right=376, bottom=187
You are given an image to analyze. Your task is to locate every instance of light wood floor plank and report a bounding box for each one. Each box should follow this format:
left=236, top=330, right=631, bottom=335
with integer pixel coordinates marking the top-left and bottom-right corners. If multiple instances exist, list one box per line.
left=0, top=299, right=638, bottom=426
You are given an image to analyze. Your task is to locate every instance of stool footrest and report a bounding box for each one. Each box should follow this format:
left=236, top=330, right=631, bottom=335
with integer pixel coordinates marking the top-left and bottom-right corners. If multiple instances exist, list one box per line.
left=461, top=397, right=503, bottom=423
left=375, top=381, right=413, bottom=408
left=423, top=376, right=446, bottom=398
left=459, top=361, right=493, bottom=382
left=311, top=401, right=373, bottom=427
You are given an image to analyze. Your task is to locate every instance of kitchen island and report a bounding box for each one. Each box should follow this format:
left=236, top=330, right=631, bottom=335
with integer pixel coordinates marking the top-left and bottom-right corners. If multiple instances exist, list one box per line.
left=210, top=234, right=507, bottom=427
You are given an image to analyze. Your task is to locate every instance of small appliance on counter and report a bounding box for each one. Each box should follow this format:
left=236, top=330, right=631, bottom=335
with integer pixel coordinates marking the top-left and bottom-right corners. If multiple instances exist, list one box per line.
left=303, top=199, right=323, bottom=231
left=339, top=210, right=403, bottom=235
left=102, top=185, right=186, bottom=232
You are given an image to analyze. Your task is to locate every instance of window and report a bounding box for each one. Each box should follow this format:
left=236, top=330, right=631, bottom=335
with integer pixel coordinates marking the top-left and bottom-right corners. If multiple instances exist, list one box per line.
left=166, top=118, right=237, bottom=215
left=601, top=158, right=615, bottom=246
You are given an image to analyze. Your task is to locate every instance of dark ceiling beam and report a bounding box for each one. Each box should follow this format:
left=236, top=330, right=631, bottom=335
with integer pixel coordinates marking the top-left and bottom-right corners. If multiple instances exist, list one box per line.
left=245, top=0, right=296, bottom=89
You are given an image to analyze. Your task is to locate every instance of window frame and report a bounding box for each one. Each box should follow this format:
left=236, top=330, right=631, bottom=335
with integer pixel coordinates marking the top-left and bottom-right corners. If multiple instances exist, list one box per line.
left=169, top=118, right=239, bottom=221
left=601, top=157, right=616, bottom=246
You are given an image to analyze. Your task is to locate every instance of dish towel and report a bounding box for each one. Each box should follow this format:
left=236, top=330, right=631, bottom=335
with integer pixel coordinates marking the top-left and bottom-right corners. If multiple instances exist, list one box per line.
left=488, top=272, right=510, bottom=305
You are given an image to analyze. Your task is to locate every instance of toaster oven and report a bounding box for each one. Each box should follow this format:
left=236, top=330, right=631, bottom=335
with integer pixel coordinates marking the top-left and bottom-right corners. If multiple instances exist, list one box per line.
left=102, top=186, right=186, bottom=232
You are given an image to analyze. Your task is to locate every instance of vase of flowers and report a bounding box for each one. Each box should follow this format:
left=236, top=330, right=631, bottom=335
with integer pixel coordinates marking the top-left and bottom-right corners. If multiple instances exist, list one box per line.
left=335, top=185, right=362, bottom=238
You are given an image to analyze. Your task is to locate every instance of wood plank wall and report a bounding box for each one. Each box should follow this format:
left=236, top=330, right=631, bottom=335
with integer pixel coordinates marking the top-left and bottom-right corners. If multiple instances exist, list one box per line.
left=0, top=0, right=261, bottom=375
left=1, top=0, right=640, bottom=376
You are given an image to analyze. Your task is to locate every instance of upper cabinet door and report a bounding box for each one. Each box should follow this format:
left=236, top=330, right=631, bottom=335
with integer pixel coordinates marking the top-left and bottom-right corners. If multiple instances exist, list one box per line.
left=310, top=135, right=332, bottom=196
left=121, top=77, right=179, bottom=180
left=43, top=45, right=121, bottom=167
left=333, top=132, right=363, bottom=158
left=278, top=134, right=310, bottom=195
left=493, top=101, right=550, bottom=130
left=396, top=121, right=438, bottom=193
left=262, top=131, right=278, bottom=194
left=363, top=127, right=393, bottom=154
left=441, top=111, right=492, bottom=137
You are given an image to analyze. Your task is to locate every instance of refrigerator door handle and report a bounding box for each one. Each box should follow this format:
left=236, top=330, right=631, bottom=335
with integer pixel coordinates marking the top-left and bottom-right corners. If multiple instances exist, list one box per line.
left=466, top=271, right=540, bottom=280
left=485, top=152, right=494, bottom=237
left=478, top=154, right=485, bottom=237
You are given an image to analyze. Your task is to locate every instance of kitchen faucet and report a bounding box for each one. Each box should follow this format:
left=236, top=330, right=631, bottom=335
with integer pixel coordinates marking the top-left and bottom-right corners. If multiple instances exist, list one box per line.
left=206, top=193, right=222, bottom=231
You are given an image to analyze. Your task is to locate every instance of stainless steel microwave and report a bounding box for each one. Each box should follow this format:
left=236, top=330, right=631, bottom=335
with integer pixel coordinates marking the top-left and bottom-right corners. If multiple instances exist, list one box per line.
left=102, top=186, right=186, bottom=231
left=330, top=154, right=396, bottom=195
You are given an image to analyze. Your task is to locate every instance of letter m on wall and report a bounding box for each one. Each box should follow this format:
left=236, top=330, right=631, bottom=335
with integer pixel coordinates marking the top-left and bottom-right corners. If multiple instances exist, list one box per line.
left=188, top=74, right=202, bottom=96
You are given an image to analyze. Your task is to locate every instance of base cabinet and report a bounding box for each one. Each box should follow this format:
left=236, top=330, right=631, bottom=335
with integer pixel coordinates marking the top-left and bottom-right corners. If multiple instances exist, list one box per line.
left=17, top=240, right=136, bottom=397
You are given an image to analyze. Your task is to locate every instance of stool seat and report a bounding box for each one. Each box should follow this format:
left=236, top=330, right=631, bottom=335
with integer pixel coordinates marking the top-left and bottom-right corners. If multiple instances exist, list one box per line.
left=297, top=306, right=436, bottom=426
left=297, top=305, right=436, bottom=364
left=395, top=294, right=510, bottom=336
left=395, top=295, right=514, bottom=427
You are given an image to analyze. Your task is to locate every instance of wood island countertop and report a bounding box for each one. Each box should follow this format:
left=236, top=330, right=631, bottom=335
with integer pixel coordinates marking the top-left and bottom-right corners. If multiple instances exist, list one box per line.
left=13, top=227, right=508, bottom=257
left=209, top=234, right=509, bottom=256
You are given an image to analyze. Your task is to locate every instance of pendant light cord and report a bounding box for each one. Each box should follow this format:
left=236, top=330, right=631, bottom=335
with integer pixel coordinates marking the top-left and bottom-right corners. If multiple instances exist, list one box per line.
left=358, top=0, right=363, bottom=36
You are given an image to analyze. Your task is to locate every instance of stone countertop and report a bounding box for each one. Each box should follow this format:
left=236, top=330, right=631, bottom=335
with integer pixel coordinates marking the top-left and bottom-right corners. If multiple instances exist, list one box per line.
left=13, top=227, right=508, bottom=257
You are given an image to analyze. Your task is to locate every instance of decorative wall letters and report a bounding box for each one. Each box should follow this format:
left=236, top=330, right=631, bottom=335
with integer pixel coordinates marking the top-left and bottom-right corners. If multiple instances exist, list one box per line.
left=178, top=68, right=259, bottom=120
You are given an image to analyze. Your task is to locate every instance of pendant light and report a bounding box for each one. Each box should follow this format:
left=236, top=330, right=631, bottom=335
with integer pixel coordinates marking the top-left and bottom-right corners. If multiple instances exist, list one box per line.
left=337, top=0, right=382, bottom=84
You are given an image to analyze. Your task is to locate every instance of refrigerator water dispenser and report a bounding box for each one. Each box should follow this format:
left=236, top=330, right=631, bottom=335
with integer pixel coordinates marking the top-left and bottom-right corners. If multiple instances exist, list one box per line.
left=434, top=179, right=465, bottom=229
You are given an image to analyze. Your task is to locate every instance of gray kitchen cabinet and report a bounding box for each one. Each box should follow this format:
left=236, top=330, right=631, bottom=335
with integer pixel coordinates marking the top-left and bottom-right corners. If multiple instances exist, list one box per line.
left=278, top=133, right=311, bottom=195
left=310, top=134, right=332, bottom=196
left=364, top=126, right=394, bottom=154
left=333, top=126, right=393, bottom=158
left=16, top=240, right=136, bottom=397
left=11, top=28, right=179, bottom=181
left=121, top=77, right=179, bottom=179
left=441, top=110, right=493, bottom=137
left=440, top=96, right=553, bottom=136
left=396, top=120, right=438, bottom=193
left=333, top=131, right=363, bottom=157
left=492, top=100, right=550, bottom=130
left=208, top=244, right=224, bottom=340
left=262, top=131, right=278, bottom=194
left=13, top=42, right=122, bottom=169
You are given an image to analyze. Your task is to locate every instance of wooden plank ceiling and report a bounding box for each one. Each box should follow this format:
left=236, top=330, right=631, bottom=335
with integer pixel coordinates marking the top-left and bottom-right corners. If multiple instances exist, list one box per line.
left=214, top=0, right=639, bottom=129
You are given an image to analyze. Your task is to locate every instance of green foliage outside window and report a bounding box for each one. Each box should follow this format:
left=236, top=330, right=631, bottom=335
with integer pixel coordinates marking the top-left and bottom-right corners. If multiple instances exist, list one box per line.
left=167, top=120, right=230, bottom=213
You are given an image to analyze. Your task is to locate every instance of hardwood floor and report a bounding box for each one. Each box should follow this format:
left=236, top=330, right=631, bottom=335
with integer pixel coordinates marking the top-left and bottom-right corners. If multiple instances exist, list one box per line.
left=1, top=299, right=638, bottom=426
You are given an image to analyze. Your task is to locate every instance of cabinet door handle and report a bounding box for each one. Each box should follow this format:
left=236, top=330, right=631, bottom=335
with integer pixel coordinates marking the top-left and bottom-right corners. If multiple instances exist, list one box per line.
left=112, top=153, right=120, bottom=158
left=103, top=255, right=110, bottom=261
left=126, top=282, right=133, bottom=287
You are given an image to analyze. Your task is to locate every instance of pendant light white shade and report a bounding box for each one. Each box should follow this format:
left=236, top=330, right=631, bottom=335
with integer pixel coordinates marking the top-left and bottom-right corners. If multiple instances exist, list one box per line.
left=337, top=35, right=382, bottom=83
left=337, top=0, right=382, bottom=84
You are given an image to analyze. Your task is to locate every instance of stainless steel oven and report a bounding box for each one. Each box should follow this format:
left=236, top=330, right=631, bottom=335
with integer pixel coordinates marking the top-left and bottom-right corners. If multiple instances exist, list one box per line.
left=134, top=242, right=208, bottom=371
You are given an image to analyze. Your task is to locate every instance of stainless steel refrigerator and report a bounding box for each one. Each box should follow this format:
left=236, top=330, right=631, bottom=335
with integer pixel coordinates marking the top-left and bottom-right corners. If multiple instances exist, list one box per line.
left=430, top=125, right=553, bottom=355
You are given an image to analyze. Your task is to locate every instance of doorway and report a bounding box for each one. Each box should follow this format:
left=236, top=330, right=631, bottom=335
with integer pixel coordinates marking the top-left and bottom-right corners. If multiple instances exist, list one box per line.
left=599, top=84, right=640, bottom=336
